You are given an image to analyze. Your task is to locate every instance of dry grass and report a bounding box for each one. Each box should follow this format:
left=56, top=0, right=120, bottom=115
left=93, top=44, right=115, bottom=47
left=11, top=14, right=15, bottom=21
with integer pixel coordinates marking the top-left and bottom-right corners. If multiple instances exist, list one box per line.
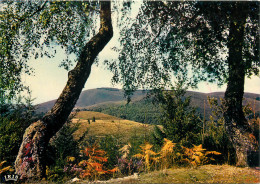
left=136, top=165, right=260, bottom=183
left=71, top=111, right=153, bottom=143
left=74, top=111, right=121, bottom=120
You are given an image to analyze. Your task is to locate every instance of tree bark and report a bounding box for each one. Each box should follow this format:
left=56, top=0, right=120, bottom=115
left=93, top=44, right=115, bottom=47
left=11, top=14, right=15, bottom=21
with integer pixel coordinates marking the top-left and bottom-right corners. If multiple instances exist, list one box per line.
left=224, top=2, right=257, bottom=167
left=15, top=1, right=113, bottom=179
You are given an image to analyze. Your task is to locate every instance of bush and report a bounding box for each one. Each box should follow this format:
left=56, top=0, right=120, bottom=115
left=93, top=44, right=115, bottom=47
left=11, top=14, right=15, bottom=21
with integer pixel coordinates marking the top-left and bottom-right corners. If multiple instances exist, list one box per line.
left=133, top=142, right=159, bottom=172
left=155, top=85, right=202, bottom=147
left=0, top=98, right=35, bottom=164
left=99, top=135, right=120, bottom=170
left=151, top=125, right=166, bottom=151
left=203, top=97, right=236, bottom=164
left=46, top=118, right=80, bottom=182
left=117, top=143, right=143, bottom=175
left=77, top=144, right=117, bottom=181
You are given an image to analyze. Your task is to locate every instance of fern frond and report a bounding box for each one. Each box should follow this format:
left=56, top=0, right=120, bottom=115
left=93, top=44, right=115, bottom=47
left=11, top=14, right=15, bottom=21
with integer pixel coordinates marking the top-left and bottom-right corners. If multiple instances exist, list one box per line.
left=0, top=166, right=11, bottom=174
left=205, top=151, right=221, bottom=156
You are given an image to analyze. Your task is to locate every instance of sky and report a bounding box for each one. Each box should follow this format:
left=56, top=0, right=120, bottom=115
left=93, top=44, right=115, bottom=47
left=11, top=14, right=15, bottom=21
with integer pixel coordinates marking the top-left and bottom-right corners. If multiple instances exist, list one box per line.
left=22, top=48, right=260, bottom=105
left=21, top=1, right=260, bottom=105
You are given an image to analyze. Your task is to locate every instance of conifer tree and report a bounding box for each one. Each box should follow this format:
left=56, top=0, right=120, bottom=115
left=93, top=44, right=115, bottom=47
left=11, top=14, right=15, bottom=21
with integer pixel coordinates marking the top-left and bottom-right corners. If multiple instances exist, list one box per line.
left=156, top=85, right=202, bottom=147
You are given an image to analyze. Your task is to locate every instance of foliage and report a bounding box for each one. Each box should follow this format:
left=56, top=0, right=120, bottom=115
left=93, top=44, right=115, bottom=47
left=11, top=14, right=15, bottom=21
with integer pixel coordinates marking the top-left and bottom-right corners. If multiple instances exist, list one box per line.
left=0, top=98, right=35, bottom=164
left=62, top=156, right=83, bottom=180
left=46, top=118, right=80, bottom=182
left=78, top=144, right=117, bottom=180
left=134, top=142, right=159, bottom=172
left=182, top=144, right=221, bottom=167
left=151, top=125, right=166, bottom=150
left=119, top=143, right=132, bottom=159
left=0, top=161, right=15, bottom=183
left=87, top=98, right=161, bottom=125
left=0, top=1, right=98, bottom=102
left=117, top=143, right=143, bottom=176
left=0, top=161, right=13, bottom=175
left=132, top=139, right=221, bottom=172
left=99, top=135, right=120, bottom=170
left=156, top=85, right=202, bottom=147
left=248, top=117, right=259, bottom=147
left=157, top=139, right=221, bottom=169
left=46, top=165, right=68, bottom=183
left=117, top=157, right=143, bottom=176
left=128, top=129, right=153, bottom=157
left=108, top=1, right=259, bottom=93
left=244, top=103, right=260, bottom=149
left=83, top=92, right=259, bottom=126
left=203, top=97, right=236, bottom=164
left=159, top=138, right=176, bottom=169
left=48, top=120, right=80, bottom=168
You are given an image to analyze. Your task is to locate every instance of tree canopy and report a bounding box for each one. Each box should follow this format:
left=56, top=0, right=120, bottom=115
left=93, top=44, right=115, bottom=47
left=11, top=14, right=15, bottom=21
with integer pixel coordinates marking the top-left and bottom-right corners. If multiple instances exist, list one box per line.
left=2, top=1, right=258, bottom=99
left=106, top=1, right=259, bottom=93
left=0, top=1, right=97, bottom=103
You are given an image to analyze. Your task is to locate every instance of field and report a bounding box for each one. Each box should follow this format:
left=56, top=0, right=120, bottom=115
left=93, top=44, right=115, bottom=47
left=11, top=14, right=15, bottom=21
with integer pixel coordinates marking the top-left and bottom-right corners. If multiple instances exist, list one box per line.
left=71, top=111, right=154, bottom=143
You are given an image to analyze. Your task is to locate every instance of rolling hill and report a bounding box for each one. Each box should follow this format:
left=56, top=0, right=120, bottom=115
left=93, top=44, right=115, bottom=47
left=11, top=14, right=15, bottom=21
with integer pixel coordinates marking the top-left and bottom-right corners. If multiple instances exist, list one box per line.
left=35, top=88, right=146, bottom=114
left=36, top=88, right=260, bottom=124
left=70, top=111, right=154, bottom=144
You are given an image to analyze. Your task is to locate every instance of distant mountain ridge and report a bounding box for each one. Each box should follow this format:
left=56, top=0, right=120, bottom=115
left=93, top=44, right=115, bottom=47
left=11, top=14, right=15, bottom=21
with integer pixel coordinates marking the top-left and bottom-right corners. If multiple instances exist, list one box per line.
left=36, top=88, right=260, bottom=123
left=35, top=88, right=147, bottom=113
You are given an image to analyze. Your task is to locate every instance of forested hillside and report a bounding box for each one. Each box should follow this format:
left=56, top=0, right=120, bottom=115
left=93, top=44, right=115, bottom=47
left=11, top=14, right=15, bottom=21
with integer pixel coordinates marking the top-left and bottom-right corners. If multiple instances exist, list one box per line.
left=36, top=88, right=260, bottom=125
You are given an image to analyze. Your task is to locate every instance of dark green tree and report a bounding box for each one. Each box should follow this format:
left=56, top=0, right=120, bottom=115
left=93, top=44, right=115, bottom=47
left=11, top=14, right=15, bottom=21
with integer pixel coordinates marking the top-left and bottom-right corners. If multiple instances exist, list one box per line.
left=49, top=121, right=80, bottom=168
left=110, top=1, right=259, bottom=166
left=99, top=135, right=120, bottom=169
left=156, top=85, right=202, bottom=147
left=151, top=125, right=166, bottom=151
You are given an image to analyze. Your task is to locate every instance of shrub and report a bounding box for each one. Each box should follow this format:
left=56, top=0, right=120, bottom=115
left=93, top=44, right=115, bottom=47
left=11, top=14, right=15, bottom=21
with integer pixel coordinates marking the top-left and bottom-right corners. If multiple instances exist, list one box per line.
left=159, top=138, right=176, bottom=169
left=151, top=125, right=166, bottom=150
left=0, top=161, right=13, bottom=174
left=77, top=144, right=117, bottom=181
left=48, top=120, right=80, bottom=168
left=203, top=97, right=236, bottom=164
left=117, top=157, right=143, bottom=176
left=46, top=117, right=80, bottom=182
left=181, top=144, right=221, bottom=167
left=117, top=143, right=143, bottom=176
left=133, top=142, right=159, bottom=172
left=0, top=98, right=35, bottom=164
left=155, top=85, right=202, bottom=148
left=99, top=135, right=120, bottom=170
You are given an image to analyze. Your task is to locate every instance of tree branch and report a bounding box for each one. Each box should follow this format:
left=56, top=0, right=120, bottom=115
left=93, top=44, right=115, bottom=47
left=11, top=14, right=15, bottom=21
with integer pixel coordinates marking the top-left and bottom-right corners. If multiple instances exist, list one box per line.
left=18, top=1, right=47, bottom=22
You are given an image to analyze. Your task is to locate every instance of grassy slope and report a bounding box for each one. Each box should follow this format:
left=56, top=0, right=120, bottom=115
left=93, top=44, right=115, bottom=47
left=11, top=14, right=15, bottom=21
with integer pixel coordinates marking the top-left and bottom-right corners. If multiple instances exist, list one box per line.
left=72, top=111, right=154, bottom=144
left=118, top=165, right=260, bottom=183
